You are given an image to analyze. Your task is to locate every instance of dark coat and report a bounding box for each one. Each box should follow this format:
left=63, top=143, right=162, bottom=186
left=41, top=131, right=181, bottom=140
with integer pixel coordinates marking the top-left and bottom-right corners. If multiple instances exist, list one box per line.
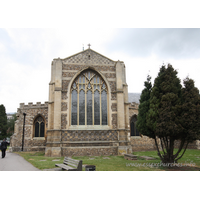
left=1, top=141, right=7, bottom=150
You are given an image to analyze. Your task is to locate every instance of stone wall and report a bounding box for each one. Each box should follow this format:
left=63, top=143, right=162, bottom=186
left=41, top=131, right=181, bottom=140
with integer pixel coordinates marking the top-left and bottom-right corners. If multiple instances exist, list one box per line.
left=46, top=49, right=122, bottom=156
left=131, top=135, right=200, bottom=152
left=130, top=136, right=156, bottom=151
left=61, top=146, right=118, bottom=156
left=59, top=130, right=119, bottom=156
left=129, top=102, right=156, bottom=152
left=174, top=140, right=200, bottom=149
left=61, top=130, right=118, bottom=142
left=12, top=49, right=133, bottom=157
left=11, top=102, right=48, bottom=152
left=59, top=49, right=118, bottom=131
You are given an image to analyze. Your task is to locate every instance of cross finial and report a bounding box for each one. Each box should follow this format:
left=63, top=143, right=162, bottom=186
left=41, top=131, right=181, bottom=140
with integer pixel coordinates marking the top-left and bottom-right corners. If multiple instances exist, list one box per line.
left=88, top=43, right=91, bottom=49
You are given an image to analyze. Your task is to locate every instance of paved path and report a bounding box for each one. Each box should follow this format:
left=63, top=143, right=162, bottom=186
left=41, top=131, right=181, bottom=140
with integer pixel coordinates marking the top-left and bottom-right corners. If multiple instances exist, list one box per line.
left=0, top=152, right=40, bottom=171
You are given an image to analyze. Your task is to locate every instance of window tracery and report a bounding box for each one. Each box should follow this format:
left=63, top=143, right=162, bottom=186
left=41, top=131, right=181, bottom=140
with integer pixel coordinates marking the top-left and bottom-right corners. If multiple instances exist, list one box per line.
left=34, top=116, right=45, bottom=137
left=71, top=70, right=108, bottom=126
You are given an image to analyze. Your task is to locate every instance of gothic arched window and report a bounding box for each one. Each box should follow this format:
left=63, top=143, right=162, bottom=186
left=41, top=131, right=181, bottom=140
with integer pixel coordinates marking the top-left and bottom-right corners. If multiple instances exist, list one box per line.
left=130, top=115, right=140, bottom=136
left=71, top=69, right=108, bottom=126
left=34, top=116, right=45, bottom=137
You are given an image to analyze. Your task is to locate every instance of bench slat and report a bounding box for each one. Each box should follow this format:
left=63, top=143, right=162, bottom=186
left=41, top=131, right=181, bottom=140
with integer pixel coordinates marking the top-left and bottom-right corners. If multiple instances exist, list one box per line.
left=63, top=163, right=78, bottom=168
left=55, top=164, right=74, bottom=170
left=64, top=160, right=79, bottom=165
left=64, top=159, right=78, bottom=163
left=55, top=157, right=82, bottom=171
left=55, top=163, right=69, bottom=168
left=64, top=157, right=79, bottom=161
left=63, top=162, right=77, bottom=168
left=64, top=157, right=79, bottom=163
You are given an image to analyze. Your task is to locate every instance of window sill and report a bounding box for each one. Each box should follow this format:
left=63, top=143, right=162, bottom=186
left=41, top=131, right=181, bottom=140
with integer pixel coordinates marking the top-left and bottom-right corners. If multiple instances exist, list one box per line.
left=69, top=125, right=110, bottom=130
left=130, top=136, right=142, bottom=139
left=33, top=137, right=45, bottom=140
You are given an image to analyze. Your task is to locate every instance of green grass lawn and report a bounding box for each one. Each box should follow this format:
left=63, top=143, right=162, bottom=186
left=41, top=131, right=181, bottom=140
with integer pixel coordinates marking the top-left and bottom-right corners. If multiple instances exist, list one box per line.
left=15, top=151, right=63, bottom=170
left=133, top=149, right=200, bottom=170
left=15, top=149, right=200, bottom=171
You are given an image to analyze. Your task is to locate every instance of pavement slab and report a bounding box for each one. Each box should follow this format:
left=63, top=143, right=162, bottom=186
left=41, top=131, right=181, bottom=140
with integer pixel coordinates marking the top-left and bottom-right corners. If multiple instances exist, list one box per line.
left=0, top=152, right=40, bottom=171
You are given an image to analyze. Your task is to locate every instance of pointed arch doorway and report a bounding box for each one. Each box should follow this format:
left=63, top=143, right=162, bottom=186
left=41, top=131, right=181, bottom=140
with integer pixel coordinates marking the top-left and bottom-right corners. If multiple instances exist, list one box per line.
left=130, top=115, right=140, bottom=136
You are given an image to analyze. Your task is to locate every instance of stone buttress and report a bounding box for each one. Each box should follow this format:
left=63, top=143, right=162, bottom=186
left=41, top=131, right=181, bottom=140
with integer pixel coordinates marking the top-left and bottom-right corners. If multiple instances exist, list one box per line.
left=45, top=48, right=131, bottom=157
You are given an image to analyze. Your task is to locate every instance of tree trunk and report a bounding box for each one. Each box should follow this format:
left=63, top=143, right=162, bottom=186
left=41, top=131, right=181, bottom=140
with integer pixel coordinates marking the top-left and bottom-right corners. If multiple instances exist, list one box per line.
left=161, top=138, right=175, bottom=164
left=154, top=137, right=164, bottom=163
left=175, top=141, right=189, bottom=162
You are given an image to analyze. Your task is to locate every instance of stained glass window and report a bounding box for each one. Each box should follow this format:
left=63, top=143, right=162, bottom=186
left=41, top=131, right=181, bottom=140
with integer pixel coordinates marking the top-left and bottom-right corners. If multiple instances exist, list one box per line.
left=71, top=69, right=108, bottom=126
left=34, top=116, right=45, bottom=137
left=79, top=90, right=85, bottom=125
left=71, top=90, right=77, bottom=125
left=40, top=124, right=44, bottom=137
left=101, top=90, right=107, bottom=125
left=94, top=91, right=100, bottom=125
left=35, top=122, right=39, bottom=137
left=87, top=90, right=92, bottom=125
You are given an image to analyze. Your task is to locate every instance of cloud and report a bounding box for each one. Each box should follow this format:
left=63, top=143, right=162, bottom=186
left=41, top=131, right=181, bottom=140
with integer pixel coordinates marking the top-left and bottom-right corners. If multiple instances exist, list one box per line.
left=0, top=28, right=117, bottom=112
left=1, top=28, right=200, bottom=112
left=106, top=28, right=200, bottom=60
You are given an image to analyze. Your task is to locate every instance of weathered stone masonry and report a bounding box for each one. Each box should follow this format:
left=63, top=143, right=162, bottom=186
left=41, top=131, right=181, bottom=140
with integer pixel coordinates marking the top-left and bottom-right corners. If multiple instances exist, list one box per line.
left=44, top=48, right=131, bottom=157
left=12, top=48, right=199, bottom=157
left=11, top=102, right=48, bottom=151
left=11, top=48, right=156, bottom=156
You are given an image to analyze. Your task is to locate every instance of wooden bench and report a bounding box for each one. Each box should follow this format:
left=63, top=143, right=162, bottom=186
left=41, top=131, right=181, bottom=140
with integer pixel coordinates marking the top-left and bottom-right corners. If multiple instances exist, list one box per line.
left=55, top=157, right=82, bottom=171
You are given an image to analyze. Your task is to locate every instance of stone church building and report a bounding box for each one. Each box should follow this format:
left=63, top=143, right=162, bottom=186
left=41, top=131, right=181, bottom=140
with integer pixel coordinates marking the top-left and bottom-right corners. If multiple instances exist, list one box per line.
left=10, top=47, right=158, bottom=157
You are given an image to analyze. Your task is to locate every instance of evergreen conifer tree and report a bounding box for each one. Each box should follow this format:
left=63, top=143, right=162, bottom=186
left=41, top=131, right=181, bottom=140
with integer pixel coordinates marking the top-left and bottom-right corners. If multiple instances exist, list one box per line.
left=137, top=64, right=200, bottom=164
left=7, top=113, right=17, bottom=137
left=148, top=64, right=183, bottom=163
left=0, top=104, right=8, bottom=140
left=173, top=78, right=200, bottom=161
left=136, top=75, right=154, bottom=138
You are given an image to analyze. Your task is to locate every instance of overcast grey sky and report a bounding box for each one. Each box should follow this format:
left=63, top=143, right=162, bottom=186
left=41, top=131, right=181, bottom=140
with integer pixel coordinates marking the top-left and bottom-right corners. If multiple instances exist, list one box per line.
left=1, top=28, right=200, bottom=113
left=107, top=29, right=200, bottom=59
left=1, top=0, right=200, bottom=113
left=1, top=1, right=199, bottom=198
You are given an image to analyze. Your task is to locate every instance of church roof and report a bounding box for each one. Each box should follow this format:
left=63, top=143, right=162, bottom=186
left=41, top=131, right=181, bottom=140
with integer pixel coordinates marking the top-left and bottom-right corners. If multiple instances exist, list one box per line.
left=128, top=93, right=141, bottom=104
left=62, top=48, right=116, bottom=65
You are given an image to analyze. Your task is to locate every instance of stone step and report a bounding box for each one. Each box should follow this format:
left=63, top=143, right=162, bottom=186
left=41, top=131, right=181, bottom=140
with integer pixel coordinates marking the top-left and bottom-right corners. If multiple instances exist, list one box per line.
left=124, top=154, right=157, bottom=160
left=124, top=154, right=138, bottom=160
left=139, top=156, right=156, bottom=160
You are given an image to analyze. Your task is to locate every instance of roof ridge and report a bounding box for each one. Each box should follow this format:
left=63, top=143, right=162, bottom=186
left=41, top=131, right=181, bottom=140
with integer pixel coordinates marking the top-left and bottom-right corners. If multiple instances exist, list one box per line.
left=61, top=48, right=116, bottom=62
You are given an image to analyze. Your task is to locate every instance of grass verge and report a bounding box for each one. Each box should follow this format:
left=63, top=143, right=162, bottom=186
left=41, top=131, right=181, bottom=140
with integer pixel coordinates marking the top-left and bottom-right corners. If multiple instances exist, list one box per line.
left=15, top=149, right=200, bottom=171
left=15, top=151, right=64, bottom=170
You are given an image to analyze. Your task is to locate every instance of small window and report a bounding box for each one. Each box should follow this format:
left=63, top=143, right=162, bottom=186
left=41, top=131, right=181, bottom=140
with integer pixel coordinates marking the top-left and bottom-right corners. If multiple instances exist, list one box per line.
left=130, top=115, right=140, bottom=136
left=34, top=116, right=45, bottom=137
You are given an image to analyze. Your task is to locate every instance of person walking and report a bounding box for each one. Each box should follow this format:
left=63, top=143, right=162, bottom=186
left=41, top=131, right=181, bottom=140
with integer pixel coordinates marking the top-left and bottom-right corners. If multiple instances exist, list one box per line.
left=1, top=138, right=7, bottom=158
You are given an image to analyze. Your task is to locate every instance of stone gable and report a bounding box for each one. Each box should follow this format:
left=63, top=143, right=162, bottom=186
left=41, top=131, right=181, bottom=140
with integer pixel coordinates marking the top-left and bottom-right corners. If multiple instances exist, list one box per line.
left=62, top=49, right=116, bottom=65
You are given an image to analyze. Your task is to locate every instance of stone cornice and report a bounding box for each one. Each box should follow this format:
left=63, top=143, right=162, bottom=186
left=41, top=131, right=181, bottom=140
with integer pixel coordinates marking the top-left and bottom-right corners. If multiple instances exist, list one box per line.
left=111, top=90, right=124, bottom=94
left=55, top=87, right=62, bottom=91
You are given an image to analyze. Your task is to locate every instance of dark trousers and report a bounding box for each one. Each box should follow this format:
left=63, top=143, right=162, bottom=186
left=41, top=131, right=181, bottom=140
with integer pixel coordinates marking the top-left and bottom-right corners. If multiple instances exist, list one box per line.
left=2, top=149, right=6, bottom=158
